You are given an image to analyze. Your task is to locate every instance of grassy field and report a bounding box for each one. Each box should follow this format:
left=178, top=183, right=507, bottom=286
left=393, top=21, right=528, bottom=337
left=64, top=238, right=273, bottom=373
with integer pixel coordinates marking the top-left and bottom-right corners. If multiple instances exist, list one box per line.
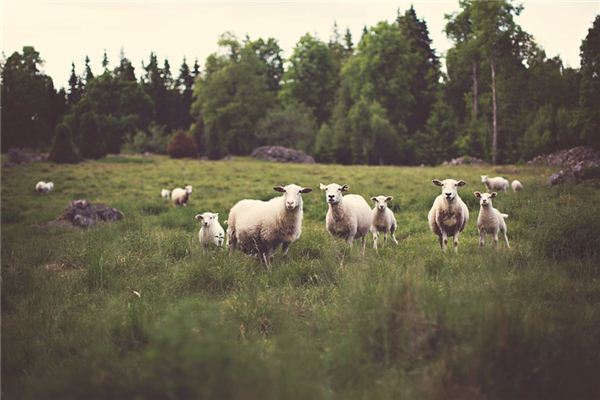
left=2, top=155, right=600, bottom=399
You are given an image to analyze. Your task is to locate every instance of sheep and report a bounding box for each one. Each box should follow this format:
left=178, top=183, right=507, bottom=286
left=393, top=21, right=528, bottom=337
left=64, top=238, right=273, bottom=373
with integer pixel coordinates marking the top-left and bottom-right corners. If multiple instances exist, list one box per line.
left=35, top=181, right=54, bottom=193
left=227, top=184, right=312, bottom=267
left=511, top=180, right=524, bottom=192
left=370, top=195, right=399, bottom=251
left=428, top=179, right=469, bottom=252
left=474, top=191, right=510, bottom=248
left=171, top=185, right=192, bottom=206
left=481, top=175, right=509, bottom=192
left=195, top=212, right=225, bottom=250
left=160, top=189, right=171, bottom=199
left=320, top=183, right=372, bottom=256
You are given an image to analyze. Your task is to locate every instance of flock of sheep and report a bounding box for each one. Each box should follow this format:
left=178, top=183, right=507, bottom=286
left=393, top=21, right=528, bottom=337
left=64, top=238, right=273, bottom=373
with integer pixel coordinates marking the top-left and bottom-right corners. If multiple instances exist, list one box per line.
left=155, top=175, right=524, bottom=267
left=35, top=174, right=523, bottom=267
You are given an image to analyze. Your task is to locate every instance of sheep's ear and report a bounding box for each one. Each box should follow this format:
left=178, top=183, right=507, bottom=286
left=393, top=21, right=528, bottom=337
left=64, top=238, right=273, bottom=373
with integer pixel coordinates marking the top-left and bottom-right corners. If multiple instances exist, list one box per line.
left=474, top=191, right=482, bottom=198
left=490, top=192, right=497, bottom=198
left=385, top=196, right=393, bottom=202
left=215, top=213, right=219, bottom=219
left=300, top=187, right=312, bottom=194
left=273, top=186, right=286, bottom=193
left=341, top=184, right=349, bottom=192
left=371, top=197, right=377, bottom=202
left=457, top=180, right=466, bottom=187
left=195, top=214, right=203, bottom=221
left=432, top=179, right=443, bottom=186
left=319, top=183, right=327, bottom=190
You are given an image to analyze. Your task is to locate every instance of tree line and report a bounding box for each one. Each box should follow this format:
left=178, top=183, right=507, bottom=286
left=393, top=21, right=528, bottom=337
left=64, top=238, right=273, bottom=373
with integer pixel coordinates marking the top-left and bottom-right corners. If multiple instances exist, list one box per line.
left=2, top=1, right=598, bottom=165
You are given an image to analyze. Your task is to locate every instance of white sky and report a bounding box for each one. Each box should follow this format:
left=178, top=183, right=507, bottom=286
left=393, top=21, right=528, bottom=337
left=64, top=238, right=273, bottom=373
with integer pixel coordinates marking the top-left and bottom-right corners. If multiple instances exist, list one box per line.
left=2, top=1, right=599, bottom=89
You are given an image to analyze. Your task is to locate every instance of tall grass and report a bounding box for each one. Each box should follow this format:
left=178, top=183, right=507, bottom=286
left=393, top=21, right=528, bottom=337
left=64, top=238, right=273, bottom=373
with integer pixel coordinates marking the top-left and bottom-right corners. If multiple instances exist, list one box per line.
left=2, top=156, right=599, bottom=399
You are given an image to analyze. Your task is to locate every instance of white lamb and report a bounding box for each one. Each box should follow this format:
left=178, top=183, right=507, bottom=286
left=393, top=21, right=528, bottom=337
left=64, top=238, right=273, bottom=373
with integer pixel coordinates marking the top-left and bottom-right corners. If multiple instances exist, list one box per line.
left=511, top=180, right=524, bottom=192
left=227, top=184, right=312, bottom=266
left=195, top=212, right=225, bottom=250
left=481, top=175, right=509, bottom=192
left=171, top=185, right=192, bottom=206
left=35, top=181, right=54, bottom=193
left=370, top=195, right=399, bottom=251
left=160, top=189, right=171, bottom=199
left=428, top=179, right=469, bottom=252
left=474, top=191, right=510, bottom=248
left=320, top=183, right=372, bottom=256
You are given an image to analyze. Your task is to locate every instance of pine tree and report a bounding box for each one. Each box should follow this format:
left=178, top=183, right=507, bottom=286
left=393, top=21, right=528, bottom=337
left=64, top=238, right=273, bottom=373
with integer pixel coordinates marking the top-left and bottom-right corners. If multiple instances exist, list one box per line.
left=84, top=55, right=94, bottom=83
left=49, top=123, right=80, bottom=163
left=102, top=50, right=109, bottom=71
left=78, top=112, right=107, bottom=159
left=67, top=62, right=81, bottom=105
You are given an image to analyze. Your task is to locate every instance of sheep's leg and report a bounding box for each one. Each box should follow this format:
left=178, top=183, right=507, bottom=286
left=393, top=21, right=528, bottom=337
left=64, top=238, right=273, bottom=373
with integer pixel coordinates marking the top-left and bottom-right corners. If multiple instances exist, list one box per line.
left=390, top=226, right=399, bottom=245
left=441, top=232, right=448, bottom=252
left=383, top=232, right=388, bottom=248
left=453, top=232, right=460, bottom=253
left=502, top=229, right=510, bottom=248
left=282, top=242, right=290, bottom=257
left=479, top=230, right=485, bottom=247
left=372, top=232, right=379, bottom=252
left=493, top=232, right=499, bottom=248
left=346, top=232, right=355, bottom=248
left=360, top=236, right=366, bottom=256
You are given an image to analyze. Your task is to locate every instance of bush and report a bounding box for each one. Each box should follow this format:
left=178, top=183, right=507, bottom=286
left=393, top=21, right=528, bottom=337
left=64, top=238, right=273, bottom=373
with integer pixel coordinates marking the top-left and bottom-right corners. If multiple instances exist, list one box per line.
left=255, top=102, right=317, bottom=152
left=167, top=131, right=198, bottom=159
left=48, top=123, right=81, bottom=163
left=123, top=123, right=170, bottom=154
left=79, top=112, right=107, bottom=160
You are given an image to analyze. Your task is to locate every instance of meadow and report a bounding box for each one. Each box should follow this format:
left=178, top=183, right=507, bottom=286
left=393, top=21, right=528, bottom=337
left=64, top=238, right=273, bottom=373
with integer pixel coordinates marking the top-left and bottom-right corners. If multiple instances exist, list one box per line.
left=2, top=155, right=600, bottom=399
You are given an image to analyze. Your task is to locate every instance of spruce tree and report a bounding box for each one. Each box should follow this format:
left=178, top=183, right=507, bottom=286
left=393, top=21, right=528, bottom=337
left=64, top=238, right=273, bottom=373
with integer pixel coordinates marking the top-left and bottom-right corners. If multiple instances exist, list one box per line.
left=49, top=123, right=81, bottom=163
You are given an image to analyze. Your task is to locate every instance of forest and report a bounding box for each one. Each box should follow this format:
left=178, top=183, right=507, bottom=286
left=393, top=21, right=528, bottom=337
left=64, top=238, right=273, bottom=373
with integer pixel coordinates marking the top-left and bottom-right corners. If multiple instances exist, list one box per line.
left=2, top=1, right=599, bottom=165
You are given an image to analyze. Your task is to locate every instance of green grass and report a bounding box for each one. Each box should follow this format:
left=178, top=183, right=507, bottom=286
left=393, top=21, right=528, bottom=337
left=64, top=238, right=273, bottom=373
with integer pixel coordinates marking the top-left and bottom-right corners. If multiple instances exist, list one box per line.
left=2, top=155, right=600, bottom=399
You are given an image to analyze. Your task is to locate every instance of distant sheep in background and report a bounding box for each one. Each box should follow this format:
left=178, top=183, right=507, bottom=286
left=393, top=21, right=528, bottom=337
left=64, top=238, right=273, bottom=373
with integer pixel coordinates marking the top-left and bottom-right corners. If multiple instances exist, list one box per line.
left=35, top=181, right=54, bottom=193
left=428, top=179, right=469, bottom=252
left=160, top=189, right=171, bottom=199
left=370, top=195, right=399, bottom=251
left=227, top=184, right=312, bottom=267
left=171, top=185, right=192, bottom=206
left=481, top=175, right=509, bottom=192
left=195, top=212, right=225, bottom=249
left=474, top=191, right=510, bottom=248
left=320, top=183, right=372, bottom=255
left=511, top=180, right=524, bottom=192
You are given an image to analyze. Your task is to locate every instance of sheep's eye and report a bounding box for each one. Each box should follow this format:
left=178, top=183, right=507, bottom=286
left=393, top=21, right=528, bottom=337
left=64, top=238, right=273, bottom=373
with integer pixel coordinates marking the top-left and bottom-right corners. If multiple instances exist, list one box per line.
left=338, top=188, right=342, bottom=191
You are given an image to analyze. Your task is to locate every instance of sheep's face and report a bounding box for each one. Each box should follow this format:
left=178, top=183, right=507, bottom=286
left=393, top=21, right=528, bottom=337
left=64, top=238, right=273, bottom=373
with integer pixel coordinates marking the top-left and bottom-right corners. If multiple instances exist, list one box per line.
left=195, top=212, right=218, bottom=228
left=371, top=195, right=393, bottom=211
left=433, top=179, right=466, bottom=201
left=480, top=175, right=488, bottom=183
left=320, top=183, right=348, bottom=205
left=274, top=184, right=312, bottom=210
left=185, top=185, right=193, bottom=194
left=474, top=191, right=496, bottom=207
left=161, top=189, right=170, bottom=198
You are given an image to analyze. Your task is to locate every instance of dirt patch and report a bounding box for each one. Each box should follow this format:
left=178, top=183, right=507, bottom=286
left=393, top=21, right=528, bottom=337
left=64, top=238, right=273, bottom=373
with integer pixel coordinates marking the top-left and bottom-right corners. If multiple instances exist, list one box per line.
left=49, top=199, right=124, bottom=228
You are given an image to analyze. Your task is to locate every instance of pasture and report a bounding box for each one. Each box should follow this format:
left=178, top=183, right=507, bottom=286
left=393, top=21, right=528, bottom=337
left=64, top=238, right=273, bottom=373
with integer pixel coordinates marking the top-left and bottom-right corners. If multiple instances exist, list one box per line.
left=2, top=155, right=600, bottom=399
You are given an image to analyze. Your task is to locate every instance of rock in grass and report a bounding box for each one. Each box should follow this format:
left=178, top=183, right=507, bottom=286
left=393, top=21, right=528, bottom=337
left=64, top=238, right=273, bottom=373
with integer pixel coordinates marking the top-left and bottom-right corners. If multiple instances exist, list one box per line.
left=251, top=146, right=315, bottom=164
left=54, top=199, right=124, bottom=228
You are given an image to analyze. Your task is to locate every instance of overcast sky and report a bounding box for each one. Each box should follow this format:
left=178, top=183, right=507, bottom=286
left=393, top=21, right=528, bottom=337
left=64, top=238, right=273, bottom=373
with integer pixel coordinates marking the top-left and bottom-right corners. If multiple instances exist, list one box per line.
left=2, top=1, right=599, bottom=89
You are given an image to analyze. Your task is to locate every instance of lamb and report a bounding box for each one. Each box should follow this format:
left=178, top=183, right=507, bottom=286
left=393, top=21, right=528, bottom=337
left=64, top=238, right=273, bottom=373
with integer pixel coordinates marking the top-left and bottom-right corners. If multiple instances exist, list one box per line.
left=35, top=181, right=54, bottom=193
left=227, top=184, right=312, bottom=266
left=160, top=189, right=171, bottom=199
left=195, top=212, right=225, bottom=250
left=171, top=185, right=192, bottom=206
left=428, top=179, right=469, bottom=252
left=320, top=183, right=372, bottom=256
left=511, top=180, right=524, bottom=192
left=370, top=195, right=399, bottom=251
left=481, top=175, right=509, bottom=192
left=474, top=191, right=510, bottom=248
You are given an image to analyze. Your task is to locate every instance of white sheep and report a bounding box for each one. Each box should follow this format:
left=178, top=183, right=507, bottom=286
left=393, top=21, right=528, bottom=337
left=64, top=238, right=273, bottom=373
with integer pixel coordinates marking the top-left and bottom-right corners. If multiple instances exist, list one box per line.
left=160, top=189, right=171, bottom=199
left=171, top=185, right=192, bottom=206
left=370, top=195, right=399, bottom=251
left=35, top=181, right=54, bottom=193
left=474, top=191, right=510, bottom=248
left=320, top=183, right=372, bottom=256
left=428, top=179, right=469, bottom=252
left=227, top=184, right=312, bottom=267
left=195, top=212, right=225, bottom=250
left=481, top=175, right=509, bottom=192
left=511, top=180, right=524, bottom=192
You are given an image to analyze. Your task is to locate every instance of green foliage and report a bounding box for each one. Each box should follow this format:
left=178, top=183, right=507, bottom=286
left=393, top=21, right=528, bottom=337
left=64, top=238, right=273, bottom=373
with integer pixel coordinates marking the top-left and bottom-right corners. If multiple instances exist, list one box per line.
left=48, top=123, right=81, bottom=163
left=255, top=102, right=317, bottom=151
left=78, top=112, right=107, bottom=159
left=577, top=15, right=600, bottom=148
left=167, top=131, right=197, bottom=159
left=122, top=123, right=170, bottom=154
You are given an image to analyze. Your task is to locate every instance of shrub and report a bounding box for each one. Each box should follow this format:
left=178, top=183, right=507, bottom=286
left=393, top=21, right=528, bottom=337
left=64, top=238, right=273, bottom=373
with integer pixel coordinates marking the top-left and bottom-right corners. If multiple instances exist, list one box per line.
left=48, top=123, right=81, bottom=163
left=123, top=123, right=170, bottom=154
left=79, top=112, right=108, bottom=160
left=167, top=131, right=197, bottom=159
left=255, top=102, right=317, bottom=152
